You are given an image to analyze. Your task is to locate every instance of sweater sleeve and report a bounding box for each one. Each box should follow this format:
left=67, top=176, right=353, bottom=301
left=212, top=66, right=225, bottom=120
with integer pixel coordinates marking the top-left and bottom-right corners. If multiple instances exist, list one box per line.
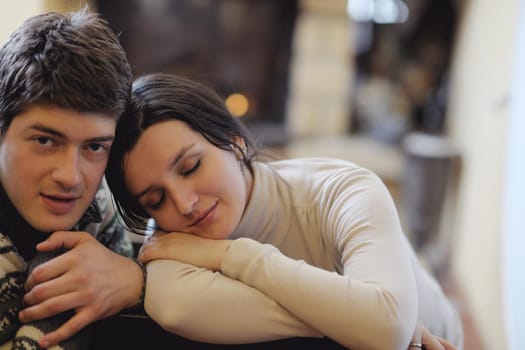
left=144, top=259, right=322, bottom=344
left=221, top=171, right=418, bottom=350
left=0, top=234, right=26, bottom=347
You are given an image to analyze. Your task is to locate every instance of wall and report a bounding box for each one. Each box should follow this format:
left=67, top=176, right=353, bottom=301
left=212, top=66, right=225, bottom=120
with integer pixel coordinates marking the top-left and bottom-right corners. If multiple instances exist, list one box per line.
left=286, top=0, right=353, bottom=137
left=0, top=1, right=91, bottom=45
left=504, top=2, right=525, bottom=349
left=0, top=2, right=43, bottom=43
left=446, top=1, right=519, bottom=349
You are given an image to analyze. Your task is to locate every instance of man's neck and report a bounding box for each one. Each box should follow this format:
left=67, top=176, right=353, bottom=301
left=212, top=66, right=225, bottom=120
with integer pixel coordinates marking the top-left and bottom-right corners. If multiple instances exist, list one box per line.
left=0, top=184, right=49, bottom=261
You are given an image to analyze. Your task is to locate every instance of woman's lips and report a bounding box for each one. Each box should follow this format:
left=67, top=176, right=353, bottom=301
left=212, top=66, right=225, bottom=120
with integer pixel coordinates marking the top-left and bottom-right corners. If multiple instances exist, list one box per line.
left=190, top=201, right=218, bottom=228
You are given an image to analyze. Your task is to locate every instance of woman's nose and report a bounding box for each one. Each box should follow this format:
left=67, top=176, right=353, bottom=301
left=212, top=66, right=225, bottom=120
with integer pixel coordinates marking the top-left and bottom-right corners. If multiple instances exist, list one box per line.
left=170, top=188, right=198, bottom=216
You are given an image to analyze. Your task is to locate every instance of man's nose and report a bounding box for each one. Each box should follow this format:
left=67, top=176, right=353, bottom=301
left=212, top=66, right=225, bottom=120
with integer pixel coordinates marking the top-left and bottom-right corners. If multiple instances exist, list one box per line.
left=51, top=149, right=82, bottom=189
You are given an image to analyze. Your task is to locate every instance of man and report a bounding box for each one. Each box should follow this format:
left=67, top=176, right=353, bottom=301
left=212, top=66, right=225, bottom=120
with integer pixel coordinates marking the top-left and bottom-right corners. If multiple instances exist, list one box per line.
left=0, top=8, right=143, bottom=349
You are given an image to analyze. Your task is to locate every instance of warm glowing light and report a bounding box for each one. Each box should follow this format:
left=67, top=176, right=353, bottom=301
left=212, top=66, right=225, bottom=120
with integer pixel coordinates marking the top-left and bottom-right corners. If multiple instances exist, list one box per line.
left=226, top=93, right=249, bottom=117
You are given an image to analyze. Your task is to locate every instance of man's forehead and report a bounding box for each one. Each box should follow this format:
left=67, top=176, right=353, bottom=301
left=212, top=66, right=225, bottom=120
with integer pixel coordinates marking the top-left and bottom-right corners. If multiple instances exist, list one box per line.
left=11, top=104, right=116, bottom=140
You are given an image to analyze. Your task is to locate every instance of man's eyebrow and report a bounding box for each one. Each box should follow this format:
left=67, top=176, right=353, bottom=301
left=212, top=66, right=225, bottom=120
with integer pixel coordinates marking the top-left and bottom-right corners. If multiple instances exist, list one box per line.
left=29, top=125, right=114, bottom=142
left=134, top=143, right=194, bottom=201
left=86, top=135, right=115, bottom=143
left=29, top=125, right=66, bottom=138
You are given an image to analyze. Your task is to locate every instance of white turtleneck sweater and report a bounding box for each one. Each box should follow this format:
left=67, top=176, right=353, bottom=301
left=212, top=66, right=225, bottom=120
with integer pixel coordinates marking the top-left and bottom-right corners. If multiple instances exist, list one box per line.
left=144, top=158, right=463, bottom=350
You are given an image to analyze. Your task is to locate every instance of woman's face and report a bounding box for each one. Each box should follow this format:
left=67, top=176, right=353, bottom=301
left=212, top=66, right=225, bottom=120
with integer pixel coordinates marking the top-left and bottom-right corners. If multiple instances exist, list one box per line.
left=123, top=119, right=252, bottom=239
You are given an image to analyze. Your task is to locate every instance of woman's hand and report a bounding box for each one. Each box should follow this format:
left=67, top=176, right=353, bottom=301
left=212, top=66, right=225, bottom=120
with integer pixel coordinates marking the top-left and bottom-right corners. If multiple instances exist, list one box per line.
left=138, top=231, right=231, bottom=271
left=410, top=320, right=458, bottom=350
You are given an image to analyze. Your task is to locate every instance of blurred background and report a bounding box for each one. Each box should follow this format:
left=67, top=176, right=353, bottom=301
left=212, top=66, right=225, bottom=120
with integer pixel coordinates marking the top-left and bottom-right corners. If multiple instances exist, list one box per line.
left=1, top=1, right=523, bottom=349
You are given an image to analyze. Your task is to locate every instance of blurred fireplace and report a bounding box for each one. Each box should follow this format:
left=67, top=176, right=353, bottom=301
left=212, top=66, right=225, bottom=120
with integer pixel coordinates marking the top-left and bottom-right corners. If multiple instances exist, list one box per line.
left=97, top=0, right=298, bottom=146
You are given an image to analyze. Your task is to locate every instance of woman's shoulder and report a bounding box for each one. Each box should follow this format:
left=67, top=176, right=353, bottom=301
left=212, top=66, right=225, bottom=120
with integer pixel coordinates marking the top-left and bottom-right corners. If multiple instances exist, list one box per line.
left=267, top=157, right=376, bottom=179
left=260, top=157, right=382, bottom=198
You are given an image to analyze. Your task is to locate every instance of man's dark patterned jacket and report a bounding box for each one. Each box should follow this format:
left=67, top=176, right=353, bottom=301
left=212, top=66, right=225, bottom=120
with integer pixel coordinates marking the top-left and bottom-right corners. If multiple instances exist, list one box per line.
left=0, top=179, right=133, bottom=349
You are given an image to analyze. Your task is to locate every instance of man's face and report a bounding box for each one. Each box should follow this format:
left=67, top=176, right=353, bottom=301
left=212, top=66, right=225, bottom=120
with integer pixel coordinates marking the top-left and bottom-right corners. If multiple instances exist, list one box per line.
left=0, top=104, right=116, bottom=232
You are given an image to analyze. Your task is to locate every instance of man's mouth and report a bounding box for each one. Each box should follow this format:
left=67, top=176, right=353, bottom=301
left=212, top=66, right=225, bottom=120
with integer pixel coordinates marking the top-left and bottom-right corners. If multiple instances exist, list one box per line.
left=41, top=193, right=79, bottom=214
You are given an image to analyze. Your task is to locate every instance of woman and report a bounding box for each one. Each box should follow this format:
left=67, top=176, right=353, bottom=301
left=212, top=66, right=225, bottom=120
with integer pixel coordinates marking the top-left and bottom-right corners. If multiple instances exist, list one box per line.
left=105, top=73, right=463, bottom=350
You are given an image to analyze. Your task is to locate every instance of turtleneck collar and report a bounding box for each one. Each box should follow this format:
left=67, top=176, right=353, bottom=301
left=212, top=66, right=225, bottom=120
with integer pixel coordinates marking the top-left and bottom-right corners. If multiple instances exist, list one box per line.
left=231, top=161, right=291, bottom=245
left=0, top=184, right=49, bottom=261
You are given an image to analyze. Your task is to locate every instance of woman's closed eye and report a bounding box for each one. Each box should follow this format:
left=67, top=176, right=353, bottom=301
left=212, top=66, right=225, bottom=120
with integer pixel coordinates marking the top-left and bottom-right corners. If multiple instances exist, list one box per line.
left=142, top=158, right=200, bottom=210
left=143, top=191, right=165, bottom=210
left=182, top=159, right=200, bottom=176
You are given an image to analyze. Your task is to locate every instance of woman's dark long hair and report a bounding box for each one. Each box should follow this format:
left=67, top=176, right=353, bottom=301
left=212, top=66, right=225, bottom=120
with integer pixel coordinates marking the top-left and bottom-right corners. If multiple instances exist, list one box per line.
left=106, top=73, right=257, bottom=234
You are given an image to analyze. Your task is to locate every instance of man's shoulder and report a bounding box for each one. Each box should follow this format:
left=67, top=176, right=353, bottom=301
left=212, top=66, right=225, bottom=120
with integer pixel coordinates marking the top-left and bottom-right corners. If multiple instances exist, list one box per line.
left=0, top=233, right=26, bottom=273
left=94, top=178, right=114, bottom=214
left=83, top=178, right=134, bottom=257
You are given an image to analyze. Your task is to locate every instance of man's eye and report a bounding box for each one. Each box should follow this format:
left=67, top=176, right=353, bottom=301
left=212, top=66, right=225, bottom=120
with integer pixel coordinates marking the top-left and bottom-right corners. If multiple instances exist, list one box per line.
left=36, top=137, right=52, bottom=145
left=32, top=136, right=58, bottom=150
left=87, top=143, right=108, bottom=153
